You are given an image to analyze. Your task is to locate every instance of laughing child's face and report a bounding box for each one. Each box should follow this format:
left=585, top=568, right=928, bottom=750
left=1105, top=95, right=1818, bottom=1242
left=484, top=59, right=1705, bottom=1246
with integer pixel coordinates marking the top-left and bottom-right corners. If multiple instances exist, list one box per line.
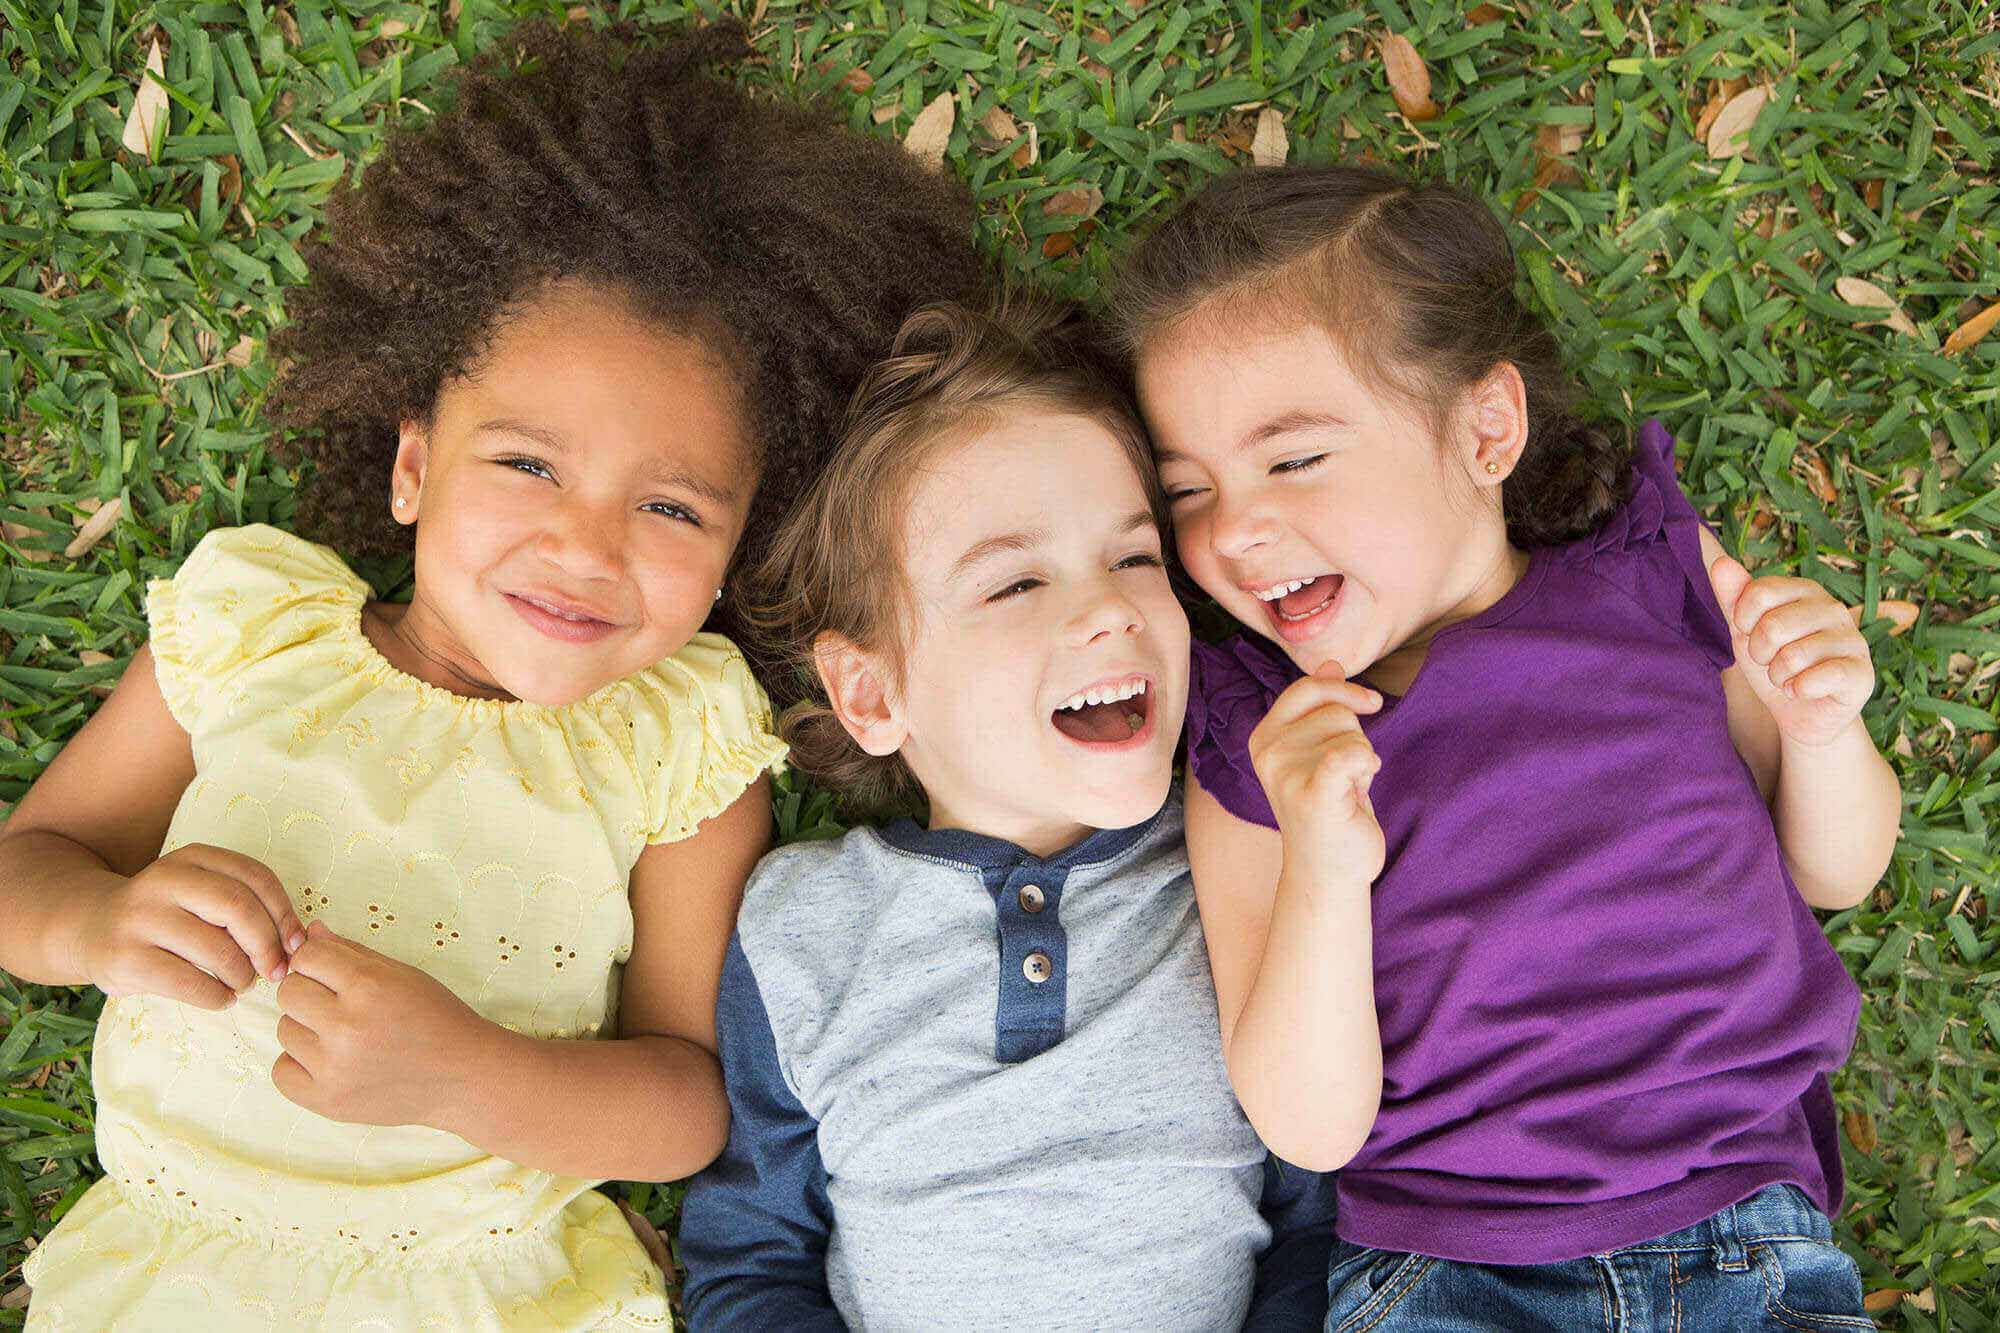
left=390, top=279, right=755, bottom=706
left=879, top=408, right=1189, bottom=855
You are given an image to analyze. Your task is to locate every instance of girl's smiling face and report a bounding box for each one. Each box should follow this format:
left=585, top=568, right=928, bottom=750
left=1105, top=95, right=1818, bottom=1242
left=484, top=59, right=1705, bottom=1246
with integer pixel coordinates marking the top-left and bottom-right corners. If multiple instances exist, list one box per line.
left=388, top=280, right=754, bottom=706
left=1137, top=311, right=1523, bottom=688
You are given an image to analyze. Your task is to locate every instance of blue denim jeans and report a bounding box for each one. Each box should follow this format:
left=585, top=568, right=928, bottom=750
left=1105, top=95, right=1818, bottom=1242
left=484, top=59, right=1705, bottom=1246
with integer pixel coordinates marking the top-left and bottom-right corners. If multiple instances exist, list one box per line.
left=1326, top=1185, right=1871, bottom=1332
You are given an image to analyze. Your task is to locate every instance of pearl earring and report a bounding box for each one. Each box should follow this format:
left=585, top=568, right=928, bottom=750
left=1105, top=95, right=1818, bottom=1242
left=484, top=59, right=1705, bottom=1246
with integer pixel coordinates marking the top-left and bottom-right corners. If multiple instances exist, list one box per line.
left=394, top=496, right=408, bottom=509
left=713, top=587, right=723, bottom=603
left=1484, top=461, right=1500, bottom=475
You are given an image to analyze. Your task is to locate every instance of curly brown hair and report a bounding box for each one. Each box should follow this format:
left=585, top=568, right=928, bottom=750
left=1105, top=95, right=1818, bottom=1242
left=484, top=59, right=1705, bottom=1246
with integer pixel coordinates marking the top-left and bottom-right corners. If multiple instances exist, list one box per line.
left=268, top=17, right=986, bottom=662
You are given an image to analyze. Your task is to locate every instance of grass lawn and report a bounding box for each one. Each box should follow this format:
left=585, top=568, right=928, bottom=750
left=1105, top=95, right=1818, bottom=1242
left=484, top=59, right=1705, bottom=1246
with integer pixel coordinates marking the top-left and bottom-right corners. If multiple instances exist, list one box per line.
left=3, top=0, right=1998, bottom=1325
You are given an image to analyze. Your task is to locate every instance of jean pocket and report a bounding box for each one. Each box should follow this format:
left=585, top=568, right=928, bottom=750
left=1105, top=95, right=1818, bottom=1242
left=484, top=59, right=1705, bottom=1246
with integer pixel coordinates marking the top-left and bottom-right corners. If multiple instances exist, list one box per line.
left=1752, top=1238, right=1875, bottom=1331
left=1327, top=1245, right=1434, bottom=1332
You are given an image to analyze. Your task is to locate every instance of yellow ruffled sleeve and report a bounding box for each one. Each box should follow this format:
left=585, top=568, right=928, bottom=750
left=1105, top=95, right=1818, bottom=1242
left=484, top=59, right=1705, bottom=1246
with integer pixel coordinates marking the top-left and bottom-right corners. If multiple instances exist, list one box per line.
left=625, top=632, right=788, bottom=845
left=145, top=524, right=371, bottom=735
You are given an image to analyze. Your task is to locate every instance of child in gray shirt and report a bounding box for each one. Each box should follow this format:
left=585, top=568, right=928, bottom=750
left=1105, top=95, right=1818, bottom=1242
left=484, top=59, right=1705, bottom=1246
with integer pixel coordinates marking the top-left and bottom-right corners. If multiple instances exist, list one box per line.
left=679, top=300, right=1334, bottom=1330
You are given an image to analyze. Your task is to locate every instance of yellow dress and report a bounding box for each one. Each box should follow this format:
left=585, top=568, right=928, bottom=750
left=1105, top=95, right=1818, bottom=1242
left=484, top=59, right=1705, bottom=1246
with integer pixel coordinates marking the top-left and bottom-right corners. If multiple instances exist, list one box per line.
left=23, top=525, right=787, bottom=1331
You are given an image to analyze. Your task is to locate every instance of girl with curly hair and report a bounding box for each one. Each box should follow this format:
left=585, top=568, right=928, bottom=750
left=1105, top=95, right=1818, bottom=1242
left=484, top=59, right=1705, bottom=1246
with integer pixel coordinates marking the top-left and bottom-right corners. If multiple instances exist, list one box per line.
left=1114, top=163, right=1892, bottom=1328
left=0, top=19, right=980, bottom=1328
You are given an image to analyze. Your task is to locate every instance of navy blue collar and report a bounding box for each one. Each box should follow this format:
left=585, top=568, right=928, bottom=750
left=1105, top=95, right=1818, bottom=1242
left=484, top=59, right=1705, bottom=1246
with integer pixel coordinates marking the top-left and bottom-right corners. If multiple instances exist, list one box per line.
left=877, top=802, right=1164, bottom=875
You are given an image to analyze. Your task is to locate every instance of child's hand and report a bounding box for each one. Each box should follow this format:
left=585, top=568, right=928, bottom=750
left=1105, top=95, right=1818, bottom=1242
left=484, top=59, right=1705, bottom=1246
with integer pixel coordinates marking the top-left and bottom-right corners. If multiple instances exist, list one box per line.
left=271, top=920, right=484, bottom=1128
left=1247, top=660, right=1386, bottom=884
left=77, top=844, right=304, bottom=1009
left=1709, top=554, right=1876, bottom=748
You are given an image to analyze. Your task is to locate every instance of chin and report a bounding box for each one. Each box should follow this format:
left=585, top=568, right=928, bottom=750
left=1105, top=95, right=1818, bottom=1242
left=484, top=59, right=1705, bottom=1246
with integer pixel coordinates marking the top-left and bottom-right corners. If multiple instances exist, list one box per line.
left=1067, top=765, right=1176, bottom=831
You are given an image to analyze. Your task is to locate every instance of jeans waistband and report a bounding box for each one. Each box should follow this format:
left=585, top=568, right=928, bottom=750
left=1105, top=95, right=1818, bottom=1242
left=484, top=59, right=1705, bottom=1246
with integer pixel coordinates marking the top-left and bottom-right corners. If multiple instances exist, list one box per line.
left=1615, top=1184, right=1832, bottom=1270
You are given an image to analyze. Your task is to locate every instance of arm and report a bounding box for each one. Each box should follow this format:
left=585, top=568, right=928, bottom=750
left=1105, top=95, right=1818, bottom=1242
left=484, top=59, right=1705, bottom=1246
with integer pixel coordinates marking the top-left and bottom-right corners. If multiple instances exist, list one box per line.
left=677, top=935, right=843, bottom=1328
left=1187, top=678, right=1382, bottom=1174
left=1701, top=530, right=1900, bottom=910
left=0, top=644, right=298, bottom=1001
left=1242, top=1154, right=1337, bottom=1330
left=274, top=776, right=773, bottom=1182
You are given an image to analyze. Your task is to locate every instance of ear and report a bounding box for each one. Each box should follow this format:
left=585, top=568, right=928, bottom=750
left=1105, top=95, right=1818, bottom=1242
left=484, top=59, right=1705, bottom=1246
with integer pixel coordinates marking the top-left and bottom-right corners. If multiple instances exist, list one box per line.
left=1458, top=362, right=1529, bottom=487
left=811, top=631, right=907, bottom=758
left=391, top=419, right=429, bottom=525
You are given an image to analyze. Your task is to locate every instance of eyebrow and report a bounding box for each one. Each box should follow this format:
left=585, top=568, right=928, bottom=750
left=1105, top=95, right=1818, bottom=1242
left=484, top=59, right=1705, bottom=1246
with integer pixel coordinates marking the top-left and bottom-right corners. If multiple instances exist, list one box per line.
left=477, top=417, right=741, bottom=507
left=1155, top=410, right=1351, bottom=465
left=947, top=511, right=1157, bottom=581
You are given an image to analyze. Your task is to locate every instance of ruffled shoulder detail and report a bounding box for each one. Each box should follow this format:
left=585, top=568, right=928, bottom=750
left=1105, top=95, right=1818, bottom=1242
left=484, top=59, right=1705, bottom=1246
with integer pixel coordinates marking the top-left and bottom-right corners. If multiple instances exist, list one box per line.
left=1559, top=419, right=1735, bottom=668
left=623, top=632, right=788, bottom=845
left=145, top=525, right=371, bottom=735
left=1185, top=635, right=1295, bottom=831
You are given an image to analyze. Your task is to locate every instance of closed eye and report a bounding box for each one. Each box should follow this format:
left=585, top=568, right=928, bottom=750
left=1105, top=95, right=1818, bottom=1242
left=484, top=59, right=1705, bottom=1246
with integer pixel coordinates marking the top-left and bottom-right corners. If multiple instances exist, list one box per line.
left=1163, top=485, right=1205, bottom=504
left=643, top=500, right=703, bottom=527
left=987, top=577, right=1043, bottom=602
left=1273, top=455, right=1327, bottom=476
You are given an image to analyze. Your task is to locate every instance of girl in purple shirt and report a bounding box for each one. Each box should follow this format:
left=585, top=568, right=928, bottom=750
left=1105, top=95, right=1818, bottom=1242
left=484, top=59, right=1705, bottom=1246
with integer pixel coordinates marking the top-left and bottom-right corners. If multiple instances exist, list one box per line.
left=1110, top=164, right=1897, bottom=1330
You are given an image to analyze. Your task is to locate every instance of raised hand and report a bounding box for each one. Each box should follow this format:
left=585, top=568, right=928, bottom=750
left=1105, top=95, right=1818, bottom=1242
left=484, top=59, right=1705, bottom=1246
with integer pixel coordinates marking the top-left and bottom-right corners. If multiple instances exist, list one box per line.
left=74, top=843, right=303, bottom=1010
left=1246, top=659, right=1387, bottom=884
left=1709, top=554, right=1876, bottom=749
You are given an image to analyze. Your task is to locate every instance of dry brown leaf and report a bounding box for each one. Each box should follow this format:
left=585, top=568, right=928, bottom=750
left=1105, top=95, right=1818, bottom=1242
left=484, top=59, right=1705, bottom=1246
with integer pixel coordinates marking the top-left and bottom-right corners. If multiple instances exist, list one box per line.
left=1083, top=58, right=1112, bottom=81
left=1944, top=300, right=2000, bottom=355
left=1, top=521, right=51, bottom=563
left=839, top=67, right=874, bottom=94
left=1705, top=85, right=1767, bottom=159
left=225, top=334, right=257, bottom=368
left=1535, top=122, right=1584, bottom=156
left=78, top=649, right=117, bottom=696
left=1862, top=1289, right=1907, bottom=1314
left=274, top=8, right=302, bottom=45
left=379, top=18, right=411, bottom=38
left=1803, top=453, right=1837, bottom=503
left=1380, top=32, right=1439, bottom=122
left=1862, top=178, right=1884, bottom=210
left=980, top=105, right=1017, bottom=144
left=1467, top=3, right=1505, bottom=22
left=1909, top=1289, right=1937, bottom=1314
left=871, top=102, right=899, bottom=126
left=1843, top=1108, right=1878, bottom=1155
left=1513, top=154, right=1580, bottom=216
left=1011, top=122, right=1040, bottom=168
left=1042, top=232, right=1076, bottom=260
left=1252, top=107, right=1289, bottom=166
left=1834, top=276, right=1920, bottom=337
left=1693, top=87, right=1729, bottom=143
left=1043, top=186, right=1104, bottom=220
left=903, top=92, right=955, bottom=172
left=122, top=38, right=169, bottom=161
left=445, top=0, right=463, bottom=27
left=65, top=496, right=124, bottom=559
left=0, top=1284, right=29, bottom=1311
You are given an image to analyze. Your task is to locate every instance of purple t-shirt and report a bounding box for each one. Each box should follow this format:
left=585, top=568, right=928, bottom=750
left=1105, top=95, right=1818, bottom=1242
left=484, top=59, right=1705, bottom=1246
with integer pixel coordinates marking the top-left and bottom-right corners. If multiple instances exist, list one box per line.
left=1186, top=419, right=1861, bottom=1265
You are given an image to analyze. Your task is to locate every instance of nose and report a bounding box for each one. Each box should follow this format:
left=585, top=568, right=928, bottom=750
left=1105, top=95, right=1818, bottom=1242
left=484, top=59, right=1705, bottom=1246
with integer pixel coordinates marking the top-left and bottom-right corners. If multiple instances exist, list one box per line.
left=535, top=498, right=624, bottom=582
left=1209, top=489, right=1278, bottom=560
left=1065, top=577, right=1145, bottom=648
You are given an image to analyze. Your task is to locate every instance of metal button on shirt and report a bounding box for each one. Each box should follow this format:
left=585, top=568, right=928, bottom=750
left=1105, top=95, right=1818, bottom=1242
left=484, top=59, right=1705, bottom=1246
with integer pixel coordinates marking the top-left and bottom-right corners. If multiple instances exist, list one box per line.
left=1022, top=951, right=1053, bottom=984
left=1018, top=883, right=1045, bottom=914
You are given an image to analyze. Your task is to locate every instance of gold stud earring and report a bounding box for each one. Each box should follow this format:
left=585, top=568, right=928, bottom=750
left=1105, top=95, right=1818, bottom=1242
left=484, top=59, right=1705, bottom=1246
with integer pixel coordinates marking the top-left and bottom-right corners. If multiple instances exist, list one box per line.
left=1484, top=461, right=1501, bottom=475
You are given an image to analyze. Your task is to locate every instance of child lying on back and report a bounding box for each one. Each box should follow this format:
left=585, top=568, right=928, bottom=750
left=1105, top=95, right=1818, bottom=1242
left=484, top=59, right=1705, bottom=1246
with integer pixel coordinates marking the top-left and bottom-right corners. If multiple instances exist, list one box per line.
left=678, top=299, right=1334, bottom=1329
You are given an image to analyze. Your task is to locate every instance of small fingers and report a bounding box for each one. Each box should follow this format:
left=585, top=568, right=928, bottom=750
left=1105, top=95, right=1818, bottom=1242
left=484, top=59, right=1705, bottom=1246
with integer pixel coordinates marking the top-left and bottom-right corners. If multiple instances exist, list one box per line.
left=275, top=972, right=340, bottom=1027
left=129, top=948, right=237, bottom=1011
left=153, top=913, right=258, bottom=993
left=1765, top=629, right=1861, bottom=692
left=270, top=1052, right=318, bottom=1111
left=176, top=871, right=292, bottom=984
left=173, top=845, right=305, bottom=955
left=1744, top=597, right=1840, bottom=668
left=275, top=1015, right=322, bottom=1068
left=1784, top=655, right=1874, bottom=705
left=1729, top=575, right=1822, bottom=638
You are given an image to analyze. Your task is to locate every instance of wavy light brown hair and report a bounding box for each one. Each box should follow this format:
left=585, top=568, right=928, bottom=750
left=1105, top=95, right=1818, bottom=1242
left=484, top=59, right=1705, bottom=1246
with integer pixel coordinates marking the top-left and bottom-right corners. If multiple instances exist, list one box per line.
left=267, top=19, right=985, bottom=674
left=1111, top=163, right=1630, bottom=548
left=738, top=298, right=1165, bottom=820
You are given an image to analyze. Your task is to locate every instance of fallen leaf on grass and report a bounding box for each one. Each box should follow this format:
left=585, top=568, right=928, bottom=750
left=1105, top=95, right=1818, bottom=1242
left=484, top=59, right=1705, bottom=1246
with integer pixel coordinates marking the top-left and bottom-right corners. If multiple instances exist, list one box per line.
left=1861, top=178, right=1884, bottom=210
left=1944, top=300, right=2000, bottom=355
left=122, top=38, right=169, bottom=161
left=1042, top=232, right=1076, bottom=260
left=1909, top=1289, right=1937, bottom=1314
left=225, top=334, right=257, bottom=368
left=1535, top=123, right=1585, bottom=156
left=3, top=520, right=53, bottom=563
left=378, top=18, right=411, bottom=39
left=78, top=650, right=118, bottom=696
left=66, top=496, right=124, bottom=559
left=839, top=67, right=874, bottom=95
left=1467, top=3, right=1505, bottom=22
left=903, top=92, right=955, bottom=172
left=1862, top=1289, right=1907, bottom=1314
left=1042, top=186, right=1103, bottom=220
left=1012, top=122, right=1039, bottom=168
left=1802, top=453, right=1837, bottom=503
left=1705, top=85, right=1768, bottom=159
left=1380, top=32, right=1439, bottom=122
left=615, top=1198, right=673, bottom=1275
left=1252, top=107, right=1289, bottom=166
left=1, top=1284, right=29, bottom=1311
left=1843, top=1108, right=1877, bottom=1154
left=980, top=106, right=1017, bottom=144
left=1834, top=276, right=1919, bottom=337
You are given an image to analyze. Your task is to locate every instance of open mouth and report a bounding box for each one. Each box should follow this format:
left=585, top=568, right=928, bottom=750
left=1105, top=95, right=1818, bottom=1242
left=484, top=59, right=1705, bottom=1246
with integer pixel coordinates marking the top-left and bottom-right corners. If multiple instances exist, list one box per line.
left=1050, top=676, right=1154, bottom=748
left=1252, top=574, right=1344, bottom=642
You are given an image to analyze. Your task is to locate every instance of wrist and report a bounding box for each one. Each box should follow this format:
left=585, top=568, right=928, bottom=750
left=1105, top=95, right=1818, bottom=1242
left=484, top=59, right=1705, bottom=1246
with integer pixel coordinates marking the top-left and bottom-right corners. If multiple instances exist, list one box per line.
left=433, top=1010, right=517, bottom=1138
left=1279, top=843, right=1376, bottom=909
left=55, top=873, right=122, bottom=987
left=1778, top=712, right=1872, bottom=756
